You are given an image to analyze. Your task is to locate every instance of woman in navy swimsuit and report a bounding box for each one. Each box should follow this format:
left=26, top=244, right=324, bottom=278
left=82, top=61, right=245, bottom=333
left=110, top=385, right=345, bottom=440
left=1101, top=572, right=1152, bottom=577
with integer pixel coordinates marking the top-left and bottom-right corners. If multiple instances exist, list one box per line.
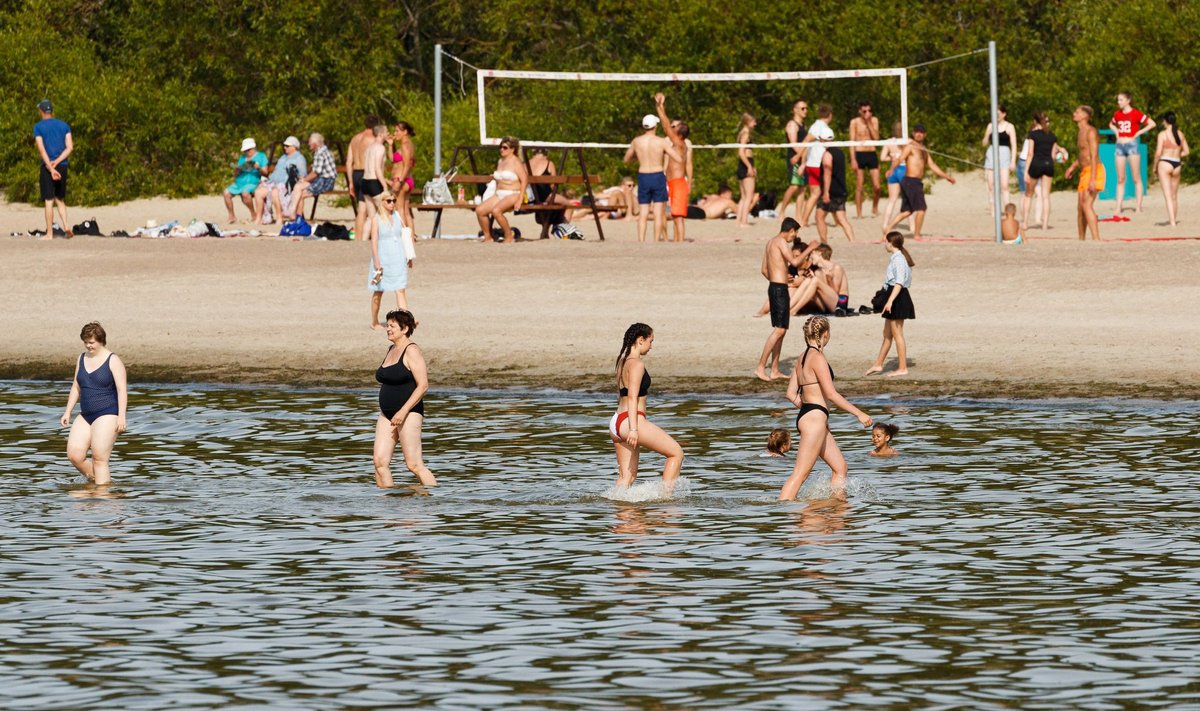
left=780, top=316, right=871, bottom=501
left=372, top=309, right=437, bottom=488
left=60, top=322, right=127, bottom=486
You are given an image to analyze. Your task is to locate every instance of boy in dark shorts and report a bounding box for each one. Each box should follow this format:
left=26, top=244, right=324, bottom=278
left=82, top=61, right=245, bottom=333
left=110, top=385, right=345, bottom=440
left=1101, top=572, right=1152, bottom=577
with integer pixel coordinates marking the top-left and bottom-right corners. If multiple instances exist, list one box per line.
left=816, top=146, right=855, bottom=242
left=882, top=124, right=956, bottom=241
left=756, top=219, right=817, bottom=381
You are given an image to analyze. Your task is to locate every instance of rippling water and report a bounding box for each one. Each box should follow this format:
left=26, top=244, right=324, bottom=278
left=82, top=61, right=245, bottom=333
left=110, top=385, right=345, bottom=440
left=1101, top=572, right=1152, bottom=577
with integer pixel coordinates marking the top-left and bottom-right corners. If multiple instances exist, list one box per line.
left=2, top=381, right=1199, bottom=708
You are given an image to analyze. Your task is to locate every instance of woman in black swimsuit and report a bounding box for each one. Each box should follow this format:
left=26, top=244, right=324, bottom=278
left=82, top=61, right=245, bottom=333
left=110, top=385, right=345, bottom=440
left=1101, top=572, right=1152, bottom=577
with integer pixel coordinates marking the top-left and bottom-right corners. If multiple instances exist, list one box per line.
left=780, top=316, right=872, bottom=501
left=372, top=309, right=437, bottom=488
left=610, top=323, right=684, bottom=492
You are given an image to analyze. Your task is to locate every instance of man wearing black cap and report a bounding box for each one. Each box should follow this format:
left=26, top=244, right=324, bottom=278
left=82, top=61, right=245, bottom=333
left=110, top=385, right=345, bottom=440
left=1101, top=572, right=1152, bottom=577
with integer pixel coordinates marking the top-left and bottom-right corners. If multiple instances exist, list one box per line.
left=882, top=124, right=955, bottom=241
left=33, top=100, right=73, bottom=238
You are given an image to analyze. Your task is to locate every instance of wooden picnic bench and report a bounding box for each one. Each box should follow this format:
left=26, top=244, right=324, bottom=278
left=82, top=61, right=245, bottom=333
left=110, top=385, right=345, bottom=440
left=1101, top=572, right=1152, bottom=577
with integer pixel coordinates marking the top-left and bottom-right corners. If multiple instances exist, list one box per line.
left=414, top=145, right=615, bottom=240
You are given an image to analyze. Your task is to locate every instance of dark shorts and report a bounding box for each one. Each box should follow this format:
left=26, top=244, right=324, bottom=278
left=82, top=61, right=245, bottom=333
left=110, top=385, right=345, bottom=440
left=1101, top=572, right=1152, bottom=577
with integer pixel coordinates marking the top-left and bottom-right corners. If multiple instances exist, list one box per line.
left=352, top=170, right=366, bottom=202
left=818, top=196, right=847, bottom=213
left=1028, top=157, right=1055, bottom=180
left=686, top=205, right=706, bottom=220
left=737, top=158, right=755, bottom=181
left=768, top=282, right=791, bottom=329
left=39, top=164, right=67, bottom=201
left=855, top=151, right=879, bottom=170
left=307, top=176, right=335, bottom=196
left=637, top=171, right=668, bottom=204
left=899, top=176, right=926, bottom=214
left=361, top=178, right=385, bottom=198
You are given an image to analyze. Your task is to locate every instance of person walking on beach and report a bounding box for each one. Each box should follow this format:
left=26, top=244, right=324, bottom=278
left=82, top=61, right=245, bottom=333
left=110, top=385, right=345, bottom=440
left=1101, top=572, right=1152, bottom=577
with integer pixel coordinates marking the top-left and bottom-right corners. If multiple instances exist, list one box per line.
left=735, top=113, right=757, bottom=227
left=369, top=194, right=417, bottom=329
left=866, top=231, right=916, bottom=377
left=60, top=322, right=127, bottom=486
left=624, top=113, right=681, bottom=242
left=1109, top=92, right=1155, bottom=215
left=981, top=105, right=1017, bottom=214
left=388, top=121, right=417, bottom=229
left=755, top=218, right=811, bottom=381
left=780, top=316, right=872, bottom=501
left=34, top=100, right=73, bottom=238
left=1021, top=112, right=1067, bottom=230
left=346, top=115, right=380, bottom=240
left=373, top=309, right=437, bottom=488
left=1153, top=112, right=1188, bottom=227
left=778, top=100, right=810, bottom=222
left=880, top=121, right=911, bottom=233
left=475, top=136, right=528, bottom=243
left=816, top=146, right=855, bottom=243
left=801, top=105, right=836, bottom=227
left=1065, top=106, right=1103, bottom=241
left=610, top=323, right=684, bottom=493
left=654, top=93, right=693, bottom=242
left=849, top=101, right=881, bottom=218
left=881, top=124, right=956, bottom=241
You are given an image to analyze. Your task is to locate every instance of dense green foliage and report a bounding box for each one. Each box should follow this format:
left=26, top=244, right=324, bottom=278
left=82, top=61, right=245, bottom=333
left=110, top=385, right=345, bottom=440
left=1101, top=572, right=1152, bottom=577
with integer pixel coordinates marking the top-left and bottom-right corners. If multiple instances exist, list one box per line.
left=1, top=0, right=1196, bottom=205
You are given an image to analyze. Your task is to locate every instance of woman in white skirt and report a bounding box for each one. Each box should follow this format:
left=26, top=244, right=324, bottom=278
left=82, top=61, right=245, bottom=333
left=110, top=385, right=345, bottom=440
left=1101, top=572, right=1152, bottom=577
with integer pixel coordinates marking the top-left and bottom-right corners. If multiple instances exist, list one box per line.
left=369, top=194, right=417, bottom=330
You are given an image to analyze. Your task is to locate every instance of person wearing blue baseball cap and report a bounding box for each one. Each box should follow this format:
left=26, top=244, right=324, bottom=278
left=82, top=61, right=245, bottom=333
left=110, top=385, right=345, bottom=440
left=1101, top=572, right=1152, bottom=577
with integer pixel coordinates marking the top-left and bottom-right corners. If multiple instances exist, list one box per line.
left=34, top=100, right=74, bottom=238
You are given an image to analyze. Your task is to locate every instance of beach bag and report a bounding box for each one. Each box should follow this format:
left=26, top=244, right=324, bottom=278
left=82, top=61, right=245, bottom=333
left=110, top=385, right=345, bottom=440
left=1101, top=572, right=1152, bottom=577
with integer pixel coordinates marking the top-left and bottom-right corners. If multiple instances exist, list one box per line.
left=422, top=170, right=456, bottom=205
left=552, top=223, right=582, bottom=240
left=280, top=215, right=311, bottom=237
left=72, top=218, right=102, bottom=236
left=315, top=221, right=351, bottom=240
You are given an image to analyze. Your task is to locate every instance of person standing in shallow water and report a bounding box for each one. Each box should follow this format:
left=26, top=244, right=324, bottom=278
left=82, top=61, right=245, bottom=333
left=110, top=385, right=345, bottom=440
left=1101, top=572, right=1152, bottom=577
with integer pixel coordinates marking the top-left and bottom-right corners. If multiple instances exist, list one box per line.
left=373, top=309, right=437, bottom=488
left=609, top=323, right=683, bottom=492
left=60, top=322, right=127, bottom=486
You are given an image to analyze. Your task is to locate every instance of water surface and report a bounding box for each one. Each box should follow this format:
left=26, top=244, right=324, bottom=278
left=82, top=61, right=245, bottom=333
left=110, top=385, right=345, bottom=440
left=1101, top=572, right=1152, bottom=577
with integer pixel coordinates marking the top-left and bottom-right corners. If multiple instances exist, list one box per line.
left=2, top=382, right=1199, bottom=708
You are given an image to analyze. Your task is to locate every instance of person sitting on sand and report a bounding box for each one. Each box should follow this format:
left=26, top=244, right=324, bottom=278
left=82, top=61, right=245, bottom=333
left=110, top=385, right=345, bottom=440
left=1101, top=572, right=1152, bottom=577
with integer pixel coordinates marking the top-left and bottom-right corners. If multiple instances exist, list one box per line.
left=810, top=244, right=852, bottom=315
left=766, top=427, right=792, bottom=457
left=870, top=422, right=899, bottom=457
left=687, top=185, right=738, bottom=219
left=1001, top=203, right=1025, bottom=244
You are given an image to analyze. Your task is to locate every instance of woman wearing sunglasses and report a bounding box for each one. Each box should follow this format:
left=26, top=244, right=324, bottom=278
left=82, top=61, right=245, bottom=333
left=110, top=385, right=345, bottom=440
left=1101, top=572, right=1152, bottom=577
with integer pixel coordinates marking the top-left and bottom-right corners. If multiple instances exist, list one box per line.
left=369, top=193, right=417, bottom=329
left=475, top=136, right=528, bottom=243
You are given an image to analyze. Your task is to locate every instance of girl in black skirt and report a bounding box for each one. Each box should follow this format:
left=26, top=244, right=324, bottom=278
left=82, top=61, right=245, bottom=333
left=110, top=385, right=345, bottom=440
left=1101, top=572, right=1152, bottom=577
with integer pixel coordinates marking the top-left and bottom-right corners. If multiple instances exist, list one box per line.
left=865, top=231, right=915, bottom=377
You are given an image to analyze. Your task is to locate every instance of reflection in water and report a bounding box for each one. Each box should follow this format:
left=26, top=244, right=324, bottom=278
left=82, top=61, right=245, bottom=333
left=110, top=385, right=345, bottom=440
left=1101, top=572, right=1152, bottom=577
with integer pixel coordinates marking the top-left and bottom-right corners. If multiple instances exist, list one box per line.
left=1, top=382, right=1199, bottom=707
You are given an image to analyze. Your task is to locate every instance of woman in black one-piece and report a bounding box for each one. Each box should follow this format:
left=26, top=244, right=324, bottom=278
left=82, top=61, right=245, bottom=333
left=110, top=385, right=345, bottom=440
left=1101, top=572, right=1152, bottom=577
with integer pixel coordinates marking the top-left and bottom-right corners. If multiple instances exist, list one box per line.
left=373, top=309, right=437, bottom=488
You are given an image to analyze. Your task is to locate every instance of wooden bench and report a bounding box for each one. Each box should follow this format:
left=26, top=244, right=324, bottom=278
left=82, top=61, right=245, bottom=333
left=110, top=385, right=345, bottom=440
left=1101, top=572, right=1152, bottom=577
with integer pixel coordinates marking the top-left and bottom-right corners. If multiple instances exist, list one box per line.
left=264, top=139, right=350, bottom=221
left=413, top=146, right=615, bottom=240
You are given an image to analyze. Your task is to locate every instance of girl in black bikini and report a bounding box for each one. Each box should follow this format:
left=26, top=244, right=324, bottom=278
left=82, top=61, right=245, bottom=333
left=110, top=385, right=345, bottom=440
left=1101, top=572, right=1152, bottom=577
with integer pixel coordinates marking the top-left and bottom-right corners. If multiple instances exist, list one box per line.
left=610, top=323, right=684, bottom=492
left=780, top=317, right=872, bottom=501
left=372, top=309, right=437, bottom=488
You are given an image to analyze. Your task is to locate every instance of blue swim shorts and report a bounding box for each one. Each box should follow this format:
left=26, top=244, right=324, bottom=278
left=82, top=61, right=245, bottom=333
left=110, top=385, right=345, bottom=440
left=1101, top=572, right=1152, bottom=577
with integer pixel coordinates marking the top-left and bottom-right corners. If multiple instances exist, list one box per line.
left=637, top=171, right=668, bottom=204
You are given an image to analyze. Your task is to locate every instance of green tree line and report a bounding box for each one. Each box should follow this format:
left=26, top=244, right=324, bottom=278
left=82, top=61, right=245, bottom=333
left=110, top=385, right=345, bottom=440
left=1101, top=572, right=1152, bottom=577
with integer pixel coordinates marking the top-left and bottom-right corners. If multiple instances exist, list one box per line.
left=1, top=0, right=1196, bottom=205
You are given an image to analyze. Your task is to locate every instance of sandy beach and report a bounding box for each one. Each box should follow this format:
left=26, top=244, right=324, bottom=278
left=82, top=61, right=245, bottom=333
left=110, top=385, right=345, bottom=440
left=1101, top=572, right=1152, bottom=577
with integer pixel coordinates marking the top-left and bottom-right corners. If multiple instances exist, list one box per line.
left=2, top=174, right=1198, bottom=399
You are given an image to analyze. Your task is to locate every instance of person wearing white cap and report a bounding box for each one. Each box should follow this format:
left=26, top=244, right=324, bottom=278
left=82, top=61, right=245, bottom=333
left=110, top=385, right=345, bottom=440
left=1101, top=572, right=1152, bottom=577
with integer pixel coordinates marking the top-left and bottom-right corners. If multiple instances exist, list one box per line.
left=223, top=137, right=268, bottom=223
left=253, top=136, right=308, bottom=224
left=623, top=110, right=681, bottom=242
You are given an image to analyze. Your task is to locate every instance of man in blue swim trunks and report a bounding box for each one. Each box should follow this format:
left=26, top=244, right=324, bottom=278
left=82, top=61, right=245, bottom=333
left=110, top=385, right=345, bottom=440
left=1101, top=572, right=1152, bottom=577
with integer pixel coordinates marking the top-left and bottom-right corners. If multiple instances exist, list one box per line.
left=624, top=113, right=682, bottom=243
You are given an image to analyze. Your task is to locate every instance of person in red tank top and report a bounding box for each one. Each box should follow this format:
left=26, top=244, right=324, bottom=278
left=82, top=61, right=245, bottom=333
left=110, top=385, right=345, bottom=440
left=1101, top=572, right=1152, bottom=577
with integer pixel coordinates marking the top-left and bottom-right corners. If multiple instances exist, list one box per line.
left=1108, top=91, right=1157, bottom=215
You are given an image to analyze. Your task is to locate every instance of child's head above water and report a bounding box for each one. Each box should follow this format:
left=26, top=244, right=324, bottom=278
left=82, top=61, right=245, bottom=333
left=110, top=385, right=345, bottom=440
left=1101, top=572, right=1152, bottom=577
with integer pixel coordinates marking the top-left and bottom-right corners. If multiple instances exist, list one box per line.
left=767, top=428, right=792, bottom=456
left=871, top=422, right=899, bottom=449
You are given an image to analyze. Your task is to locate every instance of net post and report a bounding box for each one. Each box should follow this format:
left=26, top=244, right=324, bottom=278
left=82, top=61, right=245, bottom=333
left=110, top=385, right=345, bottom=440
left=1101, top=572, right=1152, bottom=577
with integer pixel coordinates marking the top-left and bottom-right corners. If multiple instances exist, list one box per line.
left=434, top=44, right=442, bottom=176
left=899, top=69, right=909, bottom=140
left=989, top=40, right=1002, bottom=244
left=477, top=71, right=488, bottom=145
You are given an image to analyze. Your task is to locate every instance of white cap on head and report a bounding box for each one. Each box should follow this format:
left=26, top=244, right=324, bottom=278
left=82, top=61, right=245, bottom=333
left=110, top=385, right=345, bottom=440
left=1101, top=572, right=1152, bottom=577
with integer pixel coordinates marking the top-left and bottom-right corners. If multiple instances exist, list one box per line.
left=642, top=114, right=660, bottom=129
left=240, top=137, right=256, bottom=152
left=283, top=136, right=301, bottom=148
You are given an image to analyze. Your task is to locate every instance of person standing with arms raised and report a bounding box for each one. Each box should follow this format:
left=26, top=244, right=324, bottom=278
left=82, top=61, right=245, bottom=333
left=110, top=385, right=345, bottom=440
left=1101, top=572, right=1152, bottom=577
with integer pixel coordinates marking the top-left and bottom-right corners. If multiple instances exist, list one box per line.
left=1109, top=91, right=1155, bottom=215
left=34, top=100, right=73, bottom=238
left=624, top=112, right=682, bottom=242
left=654, top=93, right=693, bottom=243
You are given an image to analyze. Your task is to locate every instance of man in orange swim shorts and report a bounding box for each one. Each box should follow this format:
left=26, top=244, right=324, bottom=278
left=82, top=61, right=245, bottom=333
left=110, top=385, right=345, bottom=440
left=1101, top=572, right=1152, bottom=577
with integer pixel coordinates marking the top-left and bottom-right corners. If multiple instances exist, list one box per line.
left=655, top=92, right=693, bottom=243
left=1065, top=105, right=1103, bottom=241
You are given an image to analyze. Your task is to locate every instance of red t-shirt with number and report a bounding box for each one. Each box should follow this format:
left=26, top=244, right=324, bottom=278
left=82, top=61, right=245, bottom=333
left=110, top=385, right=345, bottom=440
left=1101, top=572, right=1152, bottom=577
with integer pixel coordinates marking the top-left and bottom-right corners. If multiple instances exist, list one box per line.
left=1111, top=108, right=1147, bottom=138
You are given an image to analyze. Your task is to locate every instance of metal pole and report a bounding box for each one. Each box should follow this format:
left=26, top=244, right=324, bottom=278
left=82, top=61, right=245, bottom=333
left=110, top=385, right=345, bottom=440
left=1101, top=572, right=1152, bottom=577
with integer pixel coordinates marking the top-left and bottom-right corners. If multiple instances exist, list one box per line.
left=988, top=40, right=1002, bottom=244
left=434, top=44, right=442, bottom=176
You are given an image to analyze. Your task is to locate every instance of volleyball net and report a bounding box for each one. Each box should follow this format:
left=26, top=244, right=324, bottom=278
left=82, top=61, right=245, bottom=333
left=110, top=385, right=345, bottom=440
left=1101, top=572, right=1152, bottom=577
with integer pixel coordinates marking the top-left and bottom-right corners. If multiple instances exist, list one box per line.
left=468, top=65, right=911, bottom=150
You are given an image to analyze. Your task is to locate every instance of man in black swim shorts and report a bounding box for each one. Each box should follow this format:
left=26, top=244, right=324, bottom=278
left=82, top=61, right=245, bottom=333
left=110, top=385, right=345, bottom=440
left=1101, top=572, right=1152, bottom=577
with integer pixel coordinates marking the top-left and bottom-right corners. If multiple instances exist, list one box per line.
left=849, top=101, right=882, bottom=218
left=756, top=218, right=815, bottom=381
left=817, top=146, right=855, bottom=242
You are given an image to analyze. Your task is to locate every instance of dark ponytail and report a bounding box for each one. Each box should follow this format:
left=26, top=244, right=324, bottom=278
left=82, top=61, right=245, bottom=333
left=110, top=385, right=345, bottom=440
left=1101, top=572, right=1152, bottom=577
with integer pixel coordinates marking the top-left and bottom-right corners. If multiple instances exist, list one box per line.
left=616, top=323, right=654, bottom=381
left=1163, top=112, right=1180, bottom=148
left=885, top=231, right=914, bottom=267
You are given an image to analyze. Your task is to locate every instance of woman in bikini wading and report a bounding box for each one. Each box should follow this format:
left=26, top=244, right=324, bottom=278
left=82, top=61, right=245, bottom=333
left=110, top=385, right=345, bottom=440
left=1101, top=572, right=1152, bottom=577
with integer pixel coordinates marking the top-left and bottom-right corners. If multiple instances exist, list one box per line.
left=610, top=323, right=684, bottom=492
left=780, top=316, right=872, bottom=501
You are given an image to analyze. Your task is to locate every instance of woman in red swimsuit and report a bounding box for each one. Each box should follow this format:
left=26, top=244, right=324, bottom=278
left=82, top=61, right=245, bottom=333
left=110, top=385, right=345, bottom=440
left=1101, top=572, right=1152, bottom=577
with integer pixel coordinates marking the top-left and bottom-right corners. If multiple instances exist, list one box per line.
left=609, top=323, right=683, bottom=492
